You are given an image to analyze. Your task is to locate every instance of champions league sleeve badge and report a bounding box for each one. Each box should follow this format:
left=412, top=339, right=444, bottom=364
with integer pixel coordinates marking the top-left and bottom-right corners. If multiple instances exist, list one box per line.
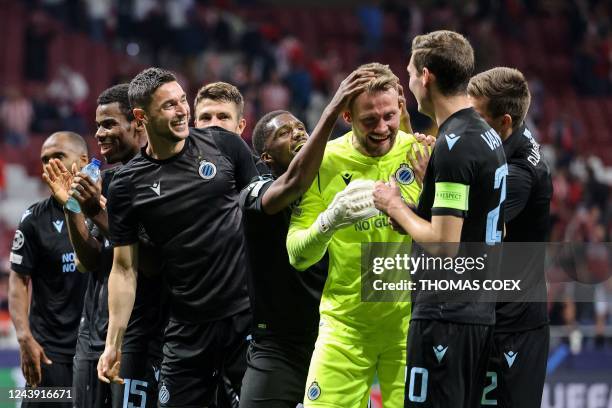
left=394, top=164, right=415, bottom=185
left=198, top=160, right=217, bottom=180
left=12, top=230, right=25, bottom=251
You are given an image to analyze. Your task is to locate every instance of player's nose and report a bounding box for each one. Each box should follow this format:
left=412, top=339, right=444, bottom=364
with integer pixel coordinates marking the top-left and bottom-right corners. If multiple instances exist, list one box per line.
left=373, top=118, right=388, bottom=134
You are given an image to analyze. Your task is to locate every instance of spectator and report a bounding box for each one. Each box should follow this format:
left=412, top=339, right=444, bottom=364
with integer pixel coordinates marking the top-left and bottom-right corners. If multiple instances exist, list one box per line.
left=258, top=70, right=290, bottom=113
left=47, top=66, right=89, bottom=133
left=0, top=87, right=33, bottom=147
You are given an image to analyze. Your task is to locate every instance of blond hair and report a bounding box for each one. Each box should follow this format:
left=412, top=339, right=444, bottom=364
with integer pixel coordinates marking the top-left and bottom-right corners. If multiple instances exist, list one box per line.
left=349, top=63, right=399, bottom=110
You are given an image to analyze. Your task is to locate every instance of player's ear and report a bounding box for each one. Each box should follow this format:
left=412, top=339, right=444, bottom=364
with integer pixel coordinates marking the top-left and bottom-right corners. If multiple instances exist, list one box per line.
left=79, top=153, right=88, bottom=167
left=133, top=119, right=146, bottom=139
left=133, top=108, right=147, bottom=124
left=502, top=114, right=513, bottom=130
left=342, top=110, right=352, bottom=125
left=422, top=67, right=433, bottom=87
left=261, top=151, right=273, bottom=166
left=237, top=118, right=246, bottom=135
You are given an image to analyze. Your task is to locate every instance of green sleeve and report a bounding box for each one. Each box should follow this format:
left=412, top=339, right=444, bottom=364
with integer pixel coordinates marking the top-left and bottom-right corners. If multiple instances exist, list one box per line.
left=286, top=175, right=332, bottom=271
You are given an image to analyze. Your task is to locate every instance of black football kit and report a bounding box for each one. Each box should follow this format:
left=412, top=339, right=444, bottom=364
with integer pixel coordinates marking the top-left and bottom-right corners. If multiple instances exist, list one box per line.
left=407, top=108, right=507, bottom=408
left=10, top=197, right=87, bottom=408
left=107, top=127, right=258, bottom=407
left=239, top=175, right=327, bottom=407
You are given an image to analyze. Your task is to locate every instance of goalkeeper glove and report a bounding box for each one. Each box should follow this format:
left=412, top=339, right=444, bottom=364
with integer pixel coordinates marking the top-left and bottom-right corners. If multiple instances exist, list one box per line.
left=316, top=179, right=379, bottom=234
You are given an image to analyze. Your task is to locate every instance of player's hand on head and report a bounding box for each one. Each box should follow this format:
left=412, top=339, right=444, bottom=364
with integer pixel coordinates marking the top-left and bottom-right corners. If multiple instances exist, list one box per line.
left=71, top=170, right=103, bottom=217
left=398, top=84, right=413, bottom=134
left=317, top=179, right=379, bottom=234
left=373, top=177, right=404, bottom=215
left=327, top=68, right=377, bottom=114
left=42, top=158, right=73, bottom=206
left=97, top=347, right=123, bottom=384
left=19, top=336, right=51, bottom=387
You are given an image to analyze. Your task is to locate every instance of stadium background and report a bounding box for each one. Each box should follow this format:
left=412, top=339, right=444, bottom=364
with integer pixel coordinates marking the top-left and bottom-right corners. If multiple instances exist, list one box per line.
left=0, top=0, right=610, bottom=406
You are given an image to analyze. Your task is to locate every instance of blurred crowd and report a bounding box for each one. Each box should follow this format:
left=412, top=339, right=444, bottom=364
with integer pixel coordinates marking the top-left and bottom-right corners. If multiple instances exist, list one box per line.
left=0, top=0, right=611, bottom=345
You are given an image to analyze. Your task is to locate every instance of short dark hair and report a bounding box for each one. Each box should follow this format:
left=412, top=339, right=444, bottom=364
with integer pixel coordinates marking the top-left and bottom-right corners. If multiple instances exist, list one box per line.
left=411, top=30, right=474, bottom=95
left=97, top=83, right=134, bottom=121
left=468, top=67, right=531, bottom=130
left=128, top=67, right=177, bottom=110
left=252, top=110, right=289, bottom=156
left=194, top=82, right=244, bottom=118
left=47, top=131, right=88, bottom=155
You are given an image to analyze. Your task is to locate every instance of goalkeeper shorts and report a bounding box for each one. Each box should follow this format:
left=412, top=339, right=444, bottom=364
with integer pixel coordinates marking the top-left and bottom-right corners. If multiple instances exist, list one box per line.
left=304, top=316, right=407, bottom=408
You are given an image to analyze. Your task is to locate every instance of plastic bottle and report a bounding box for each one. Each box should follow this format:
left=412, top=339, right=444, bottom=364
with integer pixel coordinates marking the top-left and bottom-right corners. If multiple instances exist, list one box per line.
left=65, top=158, right=102, bottom=213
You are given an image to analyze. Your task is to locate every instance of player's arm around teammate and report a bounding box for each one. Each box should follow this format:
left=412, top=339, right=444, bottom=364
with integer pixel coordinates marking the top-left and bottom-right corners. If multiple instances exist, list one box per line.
left=260, top=68, right=376, bottom=214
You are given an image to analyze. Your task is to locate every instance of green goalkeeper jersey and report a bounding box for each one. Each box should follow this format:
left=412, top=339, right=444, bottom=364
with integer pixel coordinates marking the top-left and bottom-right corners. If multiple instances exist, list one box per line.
left=287, top=130, right=422, bottom=333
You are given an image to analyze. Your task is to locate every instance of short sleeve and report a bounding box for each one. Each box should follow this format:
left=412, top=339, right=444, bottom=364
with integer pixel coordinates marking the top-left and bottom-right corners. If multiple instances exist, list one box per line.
left=107, top=172, right=139, bottom=246
left=212, top=129, right=259, bottom=190
left=239, top=175, right=274, bottom=214
left=10, top=208, right=40, bottom=275
left=431, top=141, right=474, bottom=218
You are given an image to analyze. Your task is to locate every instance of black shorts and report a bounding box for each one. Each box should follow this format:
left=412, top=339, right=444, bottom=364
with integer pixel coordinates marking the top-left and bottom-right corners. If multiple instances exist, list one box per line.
left=158, top=309, right=251, bottom=407
left=73, top=352, right=161, bottom=408
left=480, top=325, right=549, bottom=408
left=22, top=360, right=72, bottom=408
left=73, top=356, right=112, bottom=408
left=112, top=352, right=161, bottom=408
left=239, top=334, right=316, bottom=408
left=405, top=319, right=493, bottom=408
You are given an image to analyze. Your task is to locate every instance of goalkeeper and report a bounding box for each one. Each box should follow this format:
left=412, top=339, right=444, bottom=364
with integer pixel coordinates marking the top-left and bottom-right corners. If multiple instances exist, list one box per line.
left=287, top=63, right=421, bottom=408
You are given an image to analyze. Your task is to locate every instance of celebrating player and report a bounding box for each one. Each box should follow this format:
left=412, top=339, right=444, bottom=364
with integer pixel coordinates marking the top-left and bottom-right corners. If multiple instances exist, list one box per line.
left=373, top=30, right=507, bottom=408
left=44, top=83, right=165, bottom=408
left=9, top=132, right=89, bottom=407
left=239, top=68, right=375, bottom=407
left=468, top=67, right=552, bottom=408
left=97, top=68, right=258, bottom=407
left=286, top=62, right=421, bottom=407
left=194, top=81, right=247, bottom=134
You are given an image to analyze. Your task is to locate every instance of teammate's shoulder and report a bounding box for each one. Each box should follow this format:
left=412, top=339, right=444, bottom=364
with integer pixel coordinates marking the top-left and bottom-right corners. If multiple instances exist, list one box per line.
left=18, top=197, right=52, bottom=224
left=191, top=126, right=241, bottom=144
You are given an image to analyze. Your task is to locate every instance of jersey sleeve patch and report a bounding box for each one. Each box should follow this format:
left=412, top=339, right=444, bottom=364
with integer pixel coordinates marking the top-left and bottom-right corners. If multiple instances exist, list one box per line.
left=433, top=182, right=469, bottom=211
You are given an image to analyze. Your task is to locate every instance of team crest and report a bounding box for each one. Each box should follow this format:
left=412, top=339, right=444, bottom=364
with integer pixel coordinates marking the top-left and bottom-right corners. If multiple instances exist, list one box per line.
left=198, top=160, right=217, bottom=180
left=395, top=164, right=415, bottom=185
left=307, top=381, right=321, bottom=401
left=158, top=384, right=170, bottom=404
left=12, top=230, right=24, bottom=251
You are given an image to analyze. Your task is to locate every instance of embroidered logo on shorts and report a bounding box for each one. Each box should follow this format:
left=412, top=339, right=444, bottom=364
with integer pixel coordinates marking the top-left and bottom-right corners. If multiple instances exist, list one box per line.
left=198, top=160, right=217, bottom=180
left=158, top=384, right=170, bottom=404
left=395, top=164, right=415, bottom=185
left=307, top=381, right=321, bottom=401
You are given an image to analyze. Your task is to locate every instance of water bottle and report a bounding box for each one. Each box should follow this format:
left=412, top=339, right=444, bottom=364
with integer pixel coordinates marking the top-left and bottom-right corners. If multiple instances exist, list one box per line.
left=65, top=158, right=102, bottom=213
